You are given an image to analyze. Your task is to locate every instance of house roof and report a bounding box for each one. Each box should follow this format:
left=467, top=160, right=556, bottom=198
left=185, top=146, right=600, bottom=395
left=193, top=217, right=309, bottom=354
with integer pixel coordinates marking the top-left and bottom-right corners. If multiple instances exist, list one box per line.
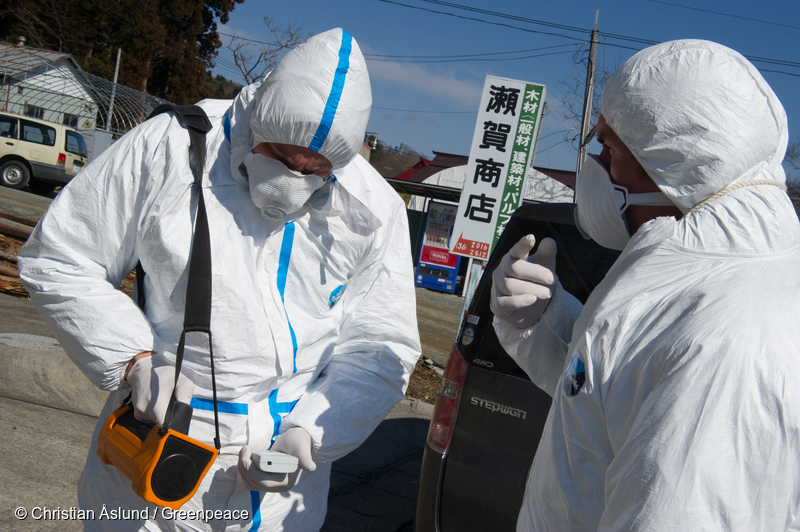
left=395, top=150, right=576, bottom=190
left=0, top=42, right=82, bottom=72
left=1, top=42, right=97, bottom=106
left=406, top=151, right=468, bottom=183
left=393, top=157, right=432, bottom=181
left=404, top=164, right=574, bottom=208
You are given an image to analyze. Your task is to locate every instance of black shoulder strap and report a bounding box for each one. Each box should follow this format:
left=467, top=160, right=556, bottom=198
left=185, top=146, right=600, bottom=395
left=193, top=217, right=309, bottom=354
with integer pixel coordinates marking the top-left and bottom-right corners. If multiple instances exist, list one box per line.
left=134, top=104, right=212, bottom=310
left=144, top=104, right=213, bottom=330
left=149, top=104, right=212, bottom=189
left=149, top=104, right=213, bottom=134
left=136, top=104, right=220, bottom=449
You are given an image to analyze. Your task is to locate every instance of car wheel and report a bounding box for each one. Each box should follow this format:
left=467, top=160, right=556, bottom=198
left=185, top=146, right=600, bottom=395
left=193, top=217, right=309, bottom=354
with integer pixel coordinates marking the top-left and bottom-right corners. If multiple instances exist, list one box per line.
left=28, top=181, right=56, bottom=196
left=0, top=160, right=30, bottom=189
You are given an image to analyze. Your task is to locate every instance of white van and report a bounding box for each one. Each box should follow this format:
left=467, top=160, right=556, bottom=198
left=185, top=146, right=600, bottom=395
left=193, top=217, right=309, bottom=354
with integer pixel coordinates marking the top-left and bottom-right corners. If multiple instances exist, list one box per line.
left=0, top=111, right=89, bottom=195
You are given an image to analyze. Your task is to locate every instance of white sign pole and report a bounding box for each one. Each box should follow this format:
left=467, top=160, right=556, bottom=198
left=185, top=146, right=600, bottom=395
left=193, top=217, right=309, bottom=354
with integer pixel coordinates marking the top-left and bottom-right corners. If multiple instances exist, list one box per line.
left=451, top=75, right=546, bottom=338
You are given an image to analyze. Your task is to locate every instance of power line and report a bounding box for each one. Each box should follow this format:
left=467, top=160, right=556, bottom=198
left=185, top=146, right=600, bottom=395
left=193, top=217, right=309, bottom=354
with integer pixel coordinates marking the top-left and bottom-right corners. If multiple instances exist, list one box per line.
left=365, top=50, right=574, bottom=64
left=543, top=112, right=581, bottom=153
left=538, top=129, right=571, bottom=142
left=419, top=0, right=652, bottom=49
left=376, top=0, right=588, bottom=44
left=375, top=0, right=655, bottom=52
left=364, top=43, right=574, bottom=60
left=112, top=0, right=799, bottom=80
left=377, top=0, right=800, bottom=75
left=649, top=0, right=800, bottom=31
left=745, top=55, right=800, bottom=69
left=759, top=68, right=800, bottom=78
left=537, top=138, right=575, bottom=155
left=422, top=0, right=799, bottom=62
left=373, top=106, right=475, bottom=114
left=421, top=0, right=588, bottom=34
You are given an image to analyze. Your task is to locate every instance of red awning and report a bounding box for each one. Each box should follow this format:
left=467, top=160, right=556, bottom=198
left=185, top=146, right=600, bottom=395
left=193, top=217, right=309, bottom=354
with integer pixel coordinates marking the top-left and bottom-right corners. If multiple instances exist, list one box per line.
left=391, top=158, right=432, bottom=181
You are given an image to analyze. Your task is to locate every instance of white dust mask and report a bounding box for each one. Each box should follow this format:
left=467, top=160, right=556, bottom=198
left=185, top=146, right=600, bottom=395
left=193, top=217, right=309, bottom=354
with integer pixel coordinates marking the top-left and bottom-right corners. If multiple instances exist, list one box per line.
left=241, top=152, right=326, bottom=220
left=575, top=154, right=672, bottom=250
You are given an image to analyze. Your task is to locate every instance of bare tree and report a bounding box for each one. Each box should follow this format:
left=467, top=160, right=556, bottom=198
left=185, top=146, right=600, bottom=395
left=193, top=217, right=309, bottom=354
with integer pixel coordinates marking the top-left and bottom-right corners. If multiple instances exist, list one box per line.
left=5, top=0, right=91, bottom=53
left=785, top=139, right=800, bottom=176
left=785, top=139, right=800, bottom=217
left=227, top=16, right=307, bottom=84
left=368, top=140, right=424, bottom=178
left=555, top=43, right=618, bottom=149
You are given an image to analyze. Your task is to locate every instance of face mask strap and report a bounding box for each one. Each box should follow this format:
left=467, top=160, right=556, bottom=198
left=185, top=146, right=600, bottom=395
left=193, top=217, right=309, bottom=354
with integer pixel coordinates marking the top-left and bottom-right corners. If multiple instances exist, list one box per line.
left=613, top=184, right=673, bottom=213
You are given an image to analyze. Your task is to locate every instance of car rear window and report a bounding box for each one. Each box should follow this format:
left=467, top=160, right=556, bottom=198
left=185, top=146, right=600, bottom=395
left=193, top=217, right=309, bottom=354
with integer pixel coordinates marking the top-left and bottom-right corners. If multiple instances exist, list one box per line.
left=65, top=130, right=88, bottom=158
left=21, top=120, right=56, bottom=147
left=0, top=116, right=18, bottom=139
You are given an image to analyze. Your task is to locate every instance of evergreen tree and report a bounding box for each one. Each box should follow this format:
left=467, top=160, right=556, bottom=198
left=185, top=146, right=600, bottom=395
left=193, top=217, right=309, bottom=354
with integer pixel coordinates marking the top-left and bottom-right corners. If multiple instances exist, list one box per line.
left=0, top=0, right=243, bottom=104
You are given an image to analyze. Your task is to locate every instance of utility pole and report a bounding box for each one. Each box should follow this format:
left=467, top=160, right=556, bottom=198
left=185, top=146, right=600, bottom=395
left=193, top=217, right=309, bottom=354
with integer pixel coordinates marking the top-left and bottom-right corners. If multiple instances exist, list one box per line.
left=106, top=48, right=122, bottom=134
left=576, top=8, right=599, bottom=177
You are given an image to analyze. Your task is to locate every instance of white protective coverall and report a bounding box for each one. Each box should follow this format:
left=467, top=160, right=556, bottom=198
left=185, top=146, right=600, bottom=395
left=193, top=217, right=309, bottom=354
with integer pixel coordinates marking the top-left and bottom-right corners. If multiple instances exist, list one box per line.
left=493, top=40, right=800, bottom=531
left=18, top=28, right=421, bottom=532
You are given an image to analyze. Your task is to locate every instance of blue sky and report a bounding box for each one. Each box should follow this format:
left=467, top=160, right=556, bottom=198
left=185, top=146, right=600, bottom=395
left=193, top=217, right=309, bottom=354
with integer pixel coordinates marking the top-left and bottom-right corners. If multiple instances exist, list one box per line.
left=210, top=0, right=799, bottom=175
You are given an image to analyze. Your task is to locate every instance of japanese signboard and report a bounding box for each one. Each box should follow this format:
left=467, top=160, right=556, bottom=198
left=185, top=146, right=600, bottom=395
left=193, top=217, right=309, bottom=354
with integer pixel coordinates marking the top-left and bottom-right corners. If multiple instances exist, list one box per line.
left=450, top=76, right=546, bottom=260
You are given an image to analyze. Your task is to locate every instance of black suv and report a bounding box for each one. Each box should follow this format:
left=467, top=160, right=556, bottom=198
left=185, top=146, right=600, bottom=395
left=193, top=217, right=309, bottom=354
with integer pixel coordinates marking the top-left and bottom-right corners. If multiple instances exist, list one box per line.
left=414, top=202, right=619, bottom=531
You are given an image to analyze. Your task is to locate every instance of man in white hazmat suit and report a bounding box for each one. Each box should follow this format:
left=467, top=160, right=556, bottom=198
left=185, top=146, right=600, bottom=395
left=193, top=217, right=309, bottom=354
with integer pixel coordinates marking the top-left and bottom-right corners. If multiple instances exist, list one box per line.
left=17, top=28, right=421, bottom=531
left=490, top=39, right=800, bottom=530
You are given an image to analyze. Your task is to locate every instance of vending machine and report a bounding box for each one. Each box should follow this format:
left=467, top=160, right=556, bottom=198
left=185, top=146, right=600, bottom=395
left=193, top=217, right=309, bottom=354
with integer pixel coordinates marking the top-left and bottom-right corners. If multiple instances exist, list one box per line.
left=415, top=201, right=461, bottom=294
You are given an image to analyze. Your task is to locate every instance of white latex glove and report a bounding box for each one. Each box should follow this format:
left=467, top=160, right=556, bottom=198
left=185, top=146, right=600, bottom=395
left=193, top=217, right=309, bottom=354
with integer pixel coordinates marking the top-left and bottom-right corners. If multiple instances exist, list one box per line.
left=125, top=354, right=195, bottom=425
left=238, top=428, right=317, bottom=492
left=490, top=234, right=558, bottom=329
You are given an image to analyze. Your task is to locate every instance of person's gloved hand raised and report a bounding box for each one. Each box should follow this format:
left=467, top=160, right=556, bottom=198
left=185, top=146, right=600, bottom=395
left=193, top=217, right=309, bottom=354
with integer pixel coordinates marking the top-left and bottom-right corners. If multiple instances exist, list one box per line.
left=125, top=353, right=195, bottom=425
left=490, top=234, right=558, bottom=329
left=238, top=428, right=317, bottom=492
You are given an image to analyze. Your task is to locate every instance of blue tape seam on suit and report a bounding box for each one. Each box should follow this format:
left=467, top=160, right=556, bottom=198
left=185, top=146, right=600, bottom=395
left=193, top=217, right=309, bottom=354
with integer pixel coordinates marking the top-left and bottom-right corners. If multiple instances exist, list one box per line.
left=308, top=30, right=353, bottom=152
left=234, top=30, right=351, bottom=521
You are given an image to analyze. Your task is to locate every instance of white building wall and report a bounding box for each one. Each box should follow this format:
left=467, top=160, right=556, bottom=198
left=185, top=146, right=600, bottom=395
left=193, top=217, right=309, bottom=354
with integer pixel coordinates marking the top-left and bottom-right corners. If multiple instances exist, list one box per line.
left=408, top=166, right=574, bottom=211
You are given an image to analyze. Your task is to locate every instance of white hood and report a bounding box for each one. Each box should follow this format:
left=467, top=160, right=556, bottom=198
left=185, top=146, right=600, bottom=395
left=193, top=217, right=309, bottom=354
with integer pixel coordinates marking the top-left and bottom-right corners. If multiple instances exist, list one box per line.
left=229, top=28, right=372, bottom=182
left=601, top=39, right=788, bottom=213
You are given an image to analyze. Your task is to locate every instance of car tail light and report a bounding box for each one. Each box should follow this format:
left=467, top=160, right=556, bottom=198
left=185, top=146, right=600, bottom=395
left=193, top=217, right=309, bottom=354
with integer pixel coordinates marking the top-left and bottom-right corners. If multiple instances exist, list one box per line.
left=57, top=153, right=66, bottom=168
left=426, top=344, right=468, bottom=454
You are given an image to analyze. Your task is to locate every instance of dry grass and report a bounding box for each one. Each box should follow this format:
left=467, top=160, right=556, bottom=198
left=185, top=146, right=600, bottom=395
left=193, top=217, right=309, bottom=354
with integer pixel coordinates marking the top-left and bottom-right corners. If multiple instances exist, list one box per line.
left=405, top=357, right=443, bottom=405
left=0, top=232, right=27, bottom=297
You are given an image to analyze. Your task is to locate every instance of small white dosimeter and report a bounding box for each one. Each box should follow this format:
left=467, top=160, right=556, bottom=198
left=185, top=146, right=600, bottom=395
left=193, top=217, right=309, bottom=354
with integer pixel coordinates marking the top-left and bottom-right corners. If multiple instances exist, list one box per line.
left=251, top=451, right=299, bottom=474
